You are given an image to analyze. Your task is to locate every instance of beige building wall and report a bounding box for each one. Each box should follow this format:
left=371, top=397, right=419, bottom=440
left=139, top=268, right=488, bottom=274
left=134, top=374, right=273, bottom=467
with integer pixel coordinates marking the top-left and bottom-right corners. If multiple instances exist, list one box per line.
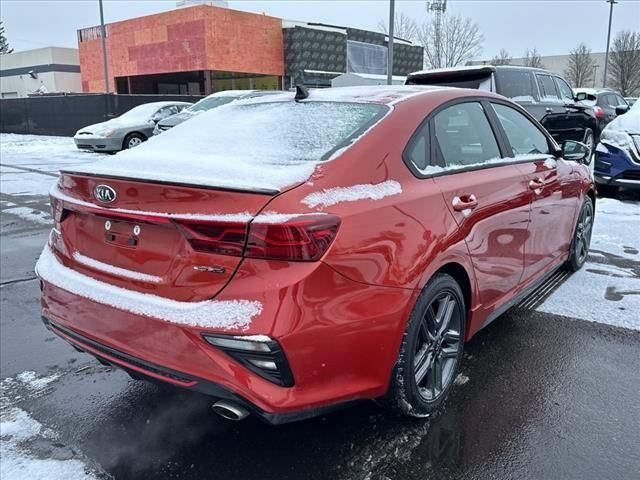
left=0, top=47, right=82, bottom=98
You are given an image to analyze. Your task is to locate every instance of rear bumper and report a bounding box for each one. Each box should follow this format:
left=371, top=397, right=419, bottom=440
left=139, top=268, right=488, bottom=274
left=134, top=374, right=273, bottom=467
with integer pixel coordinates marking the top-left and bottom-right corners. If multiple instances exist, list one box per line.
left=37, top=245, right=415, bottom=423
left=42, top=316, right=356, bottom=425
left=73, top=136, right=122, bottom=152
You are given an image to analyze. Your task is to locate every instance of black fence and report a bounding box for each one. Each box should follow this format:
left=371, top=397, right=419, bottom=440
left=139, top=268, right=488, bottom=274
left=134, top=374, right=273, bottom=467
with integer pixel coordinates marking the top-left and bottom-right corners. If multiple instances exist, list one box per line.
left=0, top=93, right=204, bottom=137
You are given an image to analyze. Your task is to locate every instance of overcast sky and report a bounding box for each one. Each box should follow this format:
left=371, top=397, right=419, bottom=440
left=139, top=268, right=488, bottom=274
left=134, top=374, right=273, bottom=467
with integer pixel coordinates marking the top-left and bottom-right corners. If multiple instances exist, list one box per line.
left=2, top=0, right=639, bottom=59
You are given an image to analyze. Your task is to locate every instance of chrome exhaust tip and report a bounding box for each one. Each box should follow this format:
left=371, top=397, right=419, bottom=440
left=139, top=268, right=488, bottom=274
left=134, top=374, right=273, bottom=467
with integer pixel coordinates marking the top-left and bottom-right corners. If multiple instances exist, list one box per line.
left=212, top=400, right=250, bottom=421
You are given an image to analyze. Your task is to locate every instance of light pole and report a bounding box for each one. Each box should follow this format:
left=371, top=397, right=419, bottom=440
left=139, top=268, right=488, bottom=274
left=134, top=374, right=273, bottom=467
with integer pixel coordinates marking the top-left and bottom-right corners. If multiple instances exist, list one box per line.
left=602, top=0, right=617, bottom=88
left=99, top=0, right=110, bottom=93
left=387, top=0, right=395, bottom=85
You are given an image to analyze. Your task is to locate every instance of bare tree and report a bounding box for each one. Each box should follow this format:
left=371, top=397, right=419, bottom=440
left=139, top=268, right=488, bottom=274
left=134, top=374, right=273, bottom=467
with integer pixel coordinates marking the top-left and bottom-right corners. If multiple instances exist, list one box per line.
left=564, top=43, right=596, bottom=88
left=608, top=30, right=640, bottom=96
left=417, top=14, right=484, bottom=69
left=491, top=49, right=511, bottom=65
left=523, top=48, right=544, bottom=68
left=377, top=12, right=419, bottom=42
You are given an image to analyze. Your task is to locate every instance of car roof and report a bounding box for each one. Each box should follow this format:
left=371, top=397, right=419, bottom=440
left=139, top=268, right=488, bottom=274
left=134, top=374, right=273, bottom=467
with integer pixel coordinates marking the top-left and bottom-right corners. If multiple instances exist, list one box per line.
left=237, top=85, right=499, bottom=107
left=574, top=87, right=615, bottom=96
left=406, top=64, right=553, bottom=81
left=142, top=101, right=192, bottom=107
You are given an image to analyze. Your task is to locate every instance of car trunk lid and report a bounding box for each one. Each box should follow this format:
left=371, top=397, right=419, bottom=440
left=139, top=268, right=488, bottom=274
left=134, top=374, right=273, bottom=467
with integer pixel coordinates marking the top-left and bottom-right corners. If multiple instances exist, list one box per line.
left=51, top=173, right=275, bottom=302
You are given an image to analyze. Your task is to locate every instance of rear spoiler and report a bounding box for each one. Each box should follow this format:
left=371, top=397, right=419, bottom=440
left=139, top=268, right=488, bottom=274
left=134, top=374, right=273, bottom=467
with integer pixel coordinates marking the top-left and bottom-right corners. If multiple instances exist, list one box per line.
left=406, top=66, right=496, bottom=85
left=60, top=170, right=280, bottom=196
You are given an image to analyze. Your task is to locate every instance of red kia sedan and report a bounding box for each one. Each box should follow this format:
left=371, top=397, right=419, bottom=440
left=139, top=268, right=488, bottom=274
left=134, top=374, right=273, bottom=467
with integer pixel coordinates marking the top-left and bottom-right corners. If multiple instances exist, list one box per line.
left=37, top=86, right=594, bottom=424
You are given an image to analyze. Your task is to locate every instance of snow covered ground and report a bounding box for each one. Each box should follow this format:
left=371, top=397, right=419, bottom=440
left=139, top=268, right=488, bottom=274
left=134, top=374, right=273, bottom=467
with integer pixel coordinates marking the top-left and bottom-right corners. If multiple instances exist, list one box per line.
left=1, top=133, right=639, bottom=332
left=1, top=373, right=100, bottom=480
left=539, top=198, right=640, bottom=330
left=0, top=134, right=100, bottom=196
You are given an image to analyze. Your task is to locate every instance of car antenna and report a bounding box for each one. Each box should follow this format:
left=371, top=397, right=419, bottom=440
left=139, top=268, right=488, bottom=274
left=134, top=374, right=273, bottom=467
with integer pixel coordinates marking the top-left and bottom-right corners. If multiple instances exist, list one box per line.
left=295, top=85, right=309, bottom=102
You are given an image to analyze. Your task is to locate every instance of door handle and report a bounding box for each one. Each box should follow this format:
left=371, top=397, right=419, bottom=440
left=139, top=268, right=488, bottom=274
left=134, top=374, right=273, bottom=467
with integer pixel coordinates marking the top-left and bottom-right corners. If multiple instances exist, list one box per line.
left=529, top=178, right=544, bottom=190
left=452, top=194, right=478, bottom=211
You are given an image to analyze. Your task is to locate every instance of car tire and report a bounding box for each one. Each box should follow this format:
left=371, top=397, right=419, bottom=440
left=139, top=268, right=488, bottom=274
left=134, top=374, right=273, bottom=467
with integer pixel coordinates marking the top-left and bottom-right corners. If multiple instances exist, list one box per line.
left=389, top=273, right=466, bottom=418
left=583, top=129, right=595, bottom=159
left=597, top=184, right=619, bottom=198
left=123, top=132, right=146, bottom=150
left=567, top=197, right=594, bottom=272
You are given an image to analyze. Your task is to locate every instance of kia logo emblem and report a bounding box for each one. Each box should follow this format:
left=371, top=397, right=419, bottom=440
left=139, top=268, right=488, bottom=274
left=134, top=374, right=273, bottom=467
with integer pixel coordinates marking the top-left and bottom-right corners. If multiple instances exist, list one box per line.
left=95, top=184, right=117, bottom=203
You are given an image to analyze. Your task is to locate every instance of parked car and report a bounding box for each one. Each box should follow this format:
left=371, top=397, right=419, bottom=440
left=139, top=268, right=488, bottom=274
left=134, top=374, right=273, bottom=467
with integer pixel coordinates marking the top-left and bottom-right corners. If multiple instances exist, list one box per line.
left=74, top=102, right=192, bottom=152
left=594, top=100, right=640, bottom=196
left=38, top=86, right=594, bottom=423
left=153, top=90, right=282, bottom=134
left=625, top=97, right=637, bottom=107
left=405, top=65, right=599, bottom=157
left=574, top=88, right=630, bottom=134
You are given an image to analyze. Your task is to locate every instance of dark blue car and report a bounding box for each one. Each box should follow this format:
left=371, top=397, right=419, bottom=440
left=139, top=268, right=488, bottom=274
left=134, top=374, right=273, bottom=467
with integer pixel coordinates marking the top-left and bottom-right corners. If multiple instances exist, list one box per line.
left=594, top=102, right=640, bottom=196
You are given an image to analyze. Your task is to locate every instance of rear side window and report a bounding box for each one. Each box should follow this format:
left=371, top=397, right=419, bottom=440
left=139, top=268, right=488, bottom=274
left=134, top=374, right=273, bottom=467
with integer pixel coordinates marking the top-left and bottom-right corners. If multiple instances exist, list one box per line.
left=433, top=102, right=501, bottom=168
left=492, top=103, right=550, bottom=156
left=496, top=70, right=537, bottom=101
left=405, top=123, right=429, bottom=171
left=536, top=74, right=561, bottom=101
left=555, top=77, right=574, bottom=102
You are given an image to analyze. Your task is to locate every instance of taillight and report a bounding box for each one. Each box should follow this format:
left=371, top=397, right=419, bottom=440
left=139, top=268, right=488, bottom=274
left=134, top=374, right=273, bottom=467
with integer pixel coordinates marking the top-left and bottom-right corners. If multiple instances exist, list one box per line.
left=593, top=106, right=604, bottom=120
left=176, top=215, right=340, bottom=262
left=246, top=215, right=341, bottom=261
left=49, top=194, right=70, bottom=229
left=175, top=221, right=248, bottom=257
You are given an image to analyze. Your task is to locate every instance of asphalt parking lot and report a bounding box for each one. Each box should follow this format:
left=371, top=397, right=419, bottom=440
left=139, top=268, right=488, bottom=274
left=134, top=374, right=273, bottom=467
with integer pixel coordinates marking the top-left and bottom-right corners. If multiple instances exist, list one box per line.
left=1, top=134, right=639, bottom=479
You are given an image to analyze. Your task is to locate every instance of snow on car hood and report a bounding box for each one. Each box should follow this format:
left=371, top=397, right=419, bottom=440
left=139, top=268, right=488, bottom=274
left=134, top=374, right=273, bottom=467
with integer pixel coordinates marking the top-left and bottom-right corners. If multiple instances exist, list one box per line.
left=67, top=99, right=390, bottom=193
left=76, top=117, right=149, bottom=135
left=599, top=102, right=640, bottom=151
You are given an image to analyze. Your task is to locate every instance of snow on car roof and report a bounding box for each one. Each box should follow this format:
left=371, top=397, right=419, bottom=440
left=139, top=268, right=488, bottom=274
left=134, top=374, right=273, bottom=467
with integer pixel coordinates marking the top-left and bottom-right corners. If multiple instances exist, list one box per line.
left=242, top=85, right=450, bottom=106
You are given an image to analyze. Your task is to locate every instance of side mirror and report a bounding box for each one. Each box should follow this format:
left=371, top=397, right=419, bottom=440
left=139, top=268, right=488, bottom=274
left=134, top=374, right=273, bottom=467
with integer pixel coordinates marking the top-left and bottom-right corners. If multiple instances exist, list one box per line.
left=615, top=105, right=629, bottom=115
left=562, top=140, right=590, bottom=164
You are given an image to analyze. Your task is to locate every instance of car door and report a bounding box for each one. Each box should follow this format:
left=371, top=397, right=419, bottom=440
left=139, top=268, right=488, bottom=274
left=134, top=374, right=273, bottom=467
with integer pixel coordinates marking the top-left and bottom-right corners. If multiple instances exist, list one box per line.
left=489, top=101, right=580, bottom=283
left=554, top=76, right=591, bottom=143
left=426, top=101, right=530, bottom=313
left=536, top=73, right=575, bottom=144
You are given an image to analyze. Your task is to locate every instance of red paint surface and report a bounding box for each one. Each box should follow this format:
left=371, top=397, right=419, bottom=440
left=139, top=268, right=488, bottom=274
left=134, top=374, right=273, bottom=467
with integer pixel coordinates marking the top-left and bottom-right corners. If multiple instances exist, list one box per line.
left=40, top=89, right=594, bottom=414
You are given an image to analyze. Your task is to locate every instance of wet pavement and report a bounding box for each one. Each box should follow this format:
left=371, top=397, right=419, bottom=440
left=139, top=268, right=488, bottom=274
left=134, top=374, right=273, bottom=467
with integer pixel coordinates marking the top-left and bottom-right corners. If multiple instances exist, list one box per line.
left=2, top=211, right=639, bottom=480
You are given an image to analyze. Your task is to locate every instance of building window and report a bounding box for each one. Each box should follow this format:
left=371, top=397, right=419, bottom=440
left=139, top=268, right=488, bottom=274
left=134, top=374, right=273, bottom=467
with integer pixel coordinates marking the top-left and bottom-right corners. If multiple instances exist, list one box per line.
left=346, top=40, right=387, bottom=75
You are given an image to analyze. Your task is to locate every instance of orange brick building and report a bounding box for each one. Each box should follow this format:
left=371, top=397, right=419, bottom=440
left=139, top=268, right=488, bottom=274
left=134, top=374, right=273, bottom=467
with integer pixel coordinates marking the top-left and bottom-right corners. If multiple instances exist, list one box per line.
left=77, top=4, right=424, bottom=94
left=78, top=4, right=284, bottom=94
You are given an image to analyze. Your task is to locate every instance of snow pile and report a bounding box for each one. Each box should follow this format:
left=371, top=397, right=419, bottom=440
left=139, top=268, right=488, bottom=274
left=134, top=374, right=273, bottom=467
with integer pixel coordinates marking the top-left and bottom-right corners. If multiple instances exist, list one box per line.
left=14, top=371, right=61, bottom=391
left=539, top=197, right=640, bottom=330
left=68, top=100, right=390, bottom=192
left=1, top=408, right=98, bottom=480
left=302, top=180, right=402, bottom=208
left=35, top=246, right=261, bottom=330
left=72, top=251, right=163, bottom=284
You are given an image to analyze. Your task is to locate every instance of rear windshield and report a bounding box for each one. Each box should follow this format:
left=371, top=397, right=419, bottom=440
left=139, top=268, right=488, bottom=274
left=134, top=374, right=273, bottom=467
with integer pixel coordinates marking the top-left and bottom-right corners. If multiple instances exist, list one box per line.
left=166, top=101, right=388, bottom=162
left=70, top=101, right=389, bottom=192
left=495, top=70, right=538, bottom=101
left=407, top=72, right=491, bottom=90
left=190, top=96, right=237, bottom=112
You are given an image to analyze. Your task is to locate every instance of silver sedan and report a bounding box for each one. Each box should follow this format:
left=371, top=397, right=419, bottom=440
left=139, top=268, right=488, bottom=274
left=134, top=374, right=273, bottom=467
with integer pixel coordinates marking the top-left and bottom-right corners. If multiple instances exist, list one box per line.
left=74, top=101, right=192, bottom=152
